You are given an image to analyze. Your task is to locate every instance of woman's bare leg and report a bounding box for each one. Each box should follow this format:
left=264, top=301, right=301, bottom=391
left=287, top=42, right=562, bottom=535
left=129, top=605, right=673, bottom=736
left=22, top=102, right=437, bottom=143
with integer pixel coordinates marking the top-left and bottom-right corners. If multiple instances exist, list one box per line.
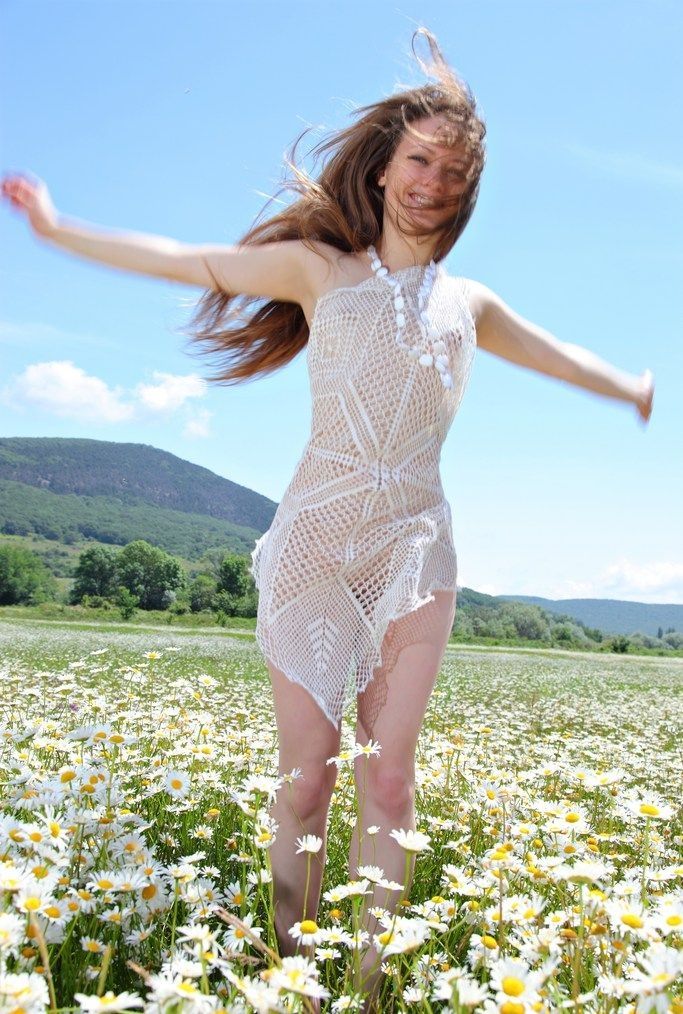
left=266, top=662, right=342, bottom=959
left=349, top=591, right=456, bottom=1008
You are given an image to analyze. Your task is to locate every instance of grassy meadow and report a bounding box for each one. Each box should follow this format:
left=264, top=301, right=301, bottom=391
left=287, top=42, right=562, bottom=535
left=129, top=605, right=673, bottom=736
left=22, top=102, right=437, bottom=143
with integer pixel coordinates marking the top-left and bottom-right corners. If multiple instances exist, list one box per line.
left=0, top=618, right=682, bottom=1012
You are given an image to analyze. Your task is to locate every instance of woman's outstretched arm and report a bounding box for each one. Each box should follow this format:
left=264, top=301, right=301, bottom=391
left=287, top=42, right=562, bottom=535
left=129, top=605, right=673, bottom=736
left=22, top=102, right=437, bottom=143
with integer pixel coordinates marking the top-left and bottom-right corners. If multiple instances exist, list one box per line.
left=1, top=171, right=314, bottom=305
left=467, top=280, right=655, bottom=424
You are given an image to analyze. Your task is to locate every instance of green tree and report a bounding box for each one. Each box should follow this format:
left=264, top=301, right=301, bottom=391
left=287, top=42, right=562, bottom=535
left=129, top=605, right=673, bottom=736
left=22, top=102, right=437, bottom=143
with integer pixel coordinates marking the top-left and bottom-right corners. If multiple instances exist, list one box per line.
left=116, top=540, right=185, bottom=610
left=218, top=553, right=252, bottom=597
left=507, top=604, right=549, bottom=641
left=0, top=544, right=56, bottom=605
left=115, top=587, right=139, bottom=620
left=70, top=545, right=119, bottom=603
left=189, top=574, right=217, bottom=613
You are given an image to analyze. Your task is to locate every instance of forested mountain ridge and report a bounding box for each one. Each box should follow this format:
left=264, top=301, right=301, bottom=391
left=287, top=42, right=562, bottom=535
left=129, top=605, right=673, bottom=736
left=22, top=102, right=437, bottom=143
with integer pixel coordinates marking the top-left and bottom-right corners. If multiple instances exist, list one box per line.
left=498, top=594, right=683, bottom=638
left=0, top=437, right=276, bottom=530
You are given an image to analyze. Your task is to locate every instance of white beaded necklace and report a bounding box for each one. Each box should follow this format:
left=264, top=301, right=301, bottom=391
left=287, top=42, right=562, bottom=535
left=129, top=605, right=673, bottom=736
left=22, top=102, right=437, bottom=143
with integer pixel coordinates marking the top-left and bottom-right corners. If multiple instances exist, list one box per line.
left=367, top=244, right=453, bottom=390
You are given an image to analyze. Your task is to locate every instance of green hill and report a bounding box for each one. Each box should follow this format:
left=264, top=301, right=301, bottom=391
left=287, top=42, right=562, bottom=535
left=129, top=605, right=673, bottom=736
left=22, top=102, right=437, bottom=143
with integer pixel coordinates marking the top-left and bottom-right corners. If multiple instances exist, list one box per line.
left=0, top=437, right=276, bottom=559
left=498, top=594, right=683, bottom=638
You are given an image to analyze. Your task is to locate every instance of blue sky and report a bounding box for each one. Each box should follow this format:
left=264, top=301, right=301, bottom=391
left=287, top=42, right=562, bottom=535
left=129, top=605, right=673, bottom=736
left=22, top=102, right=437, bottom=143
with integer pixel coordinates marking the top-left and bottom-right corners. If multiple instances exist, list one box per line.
left=1, top=0, right=681, bottom=603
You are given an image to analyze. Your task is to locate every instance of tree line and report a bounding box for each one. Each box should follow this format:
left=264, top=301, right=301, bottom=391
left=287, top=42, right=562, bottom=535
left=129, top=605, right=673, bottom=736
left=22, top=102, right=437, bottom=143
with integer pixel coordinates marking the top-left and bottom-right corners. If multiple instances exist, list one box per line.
left=0, top=540, right=257, bottom=620
left=1, top=540, right=681, bottom=653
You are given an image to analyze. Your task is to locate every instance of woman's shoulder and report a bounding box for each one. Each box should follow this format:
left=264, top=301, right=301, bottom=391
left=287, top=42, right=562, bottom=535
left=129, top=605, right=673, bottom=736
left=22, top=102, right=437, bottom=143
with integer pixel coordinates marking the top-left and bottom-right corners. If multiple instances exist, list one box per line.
left=441, top=272, right=494, bottom=328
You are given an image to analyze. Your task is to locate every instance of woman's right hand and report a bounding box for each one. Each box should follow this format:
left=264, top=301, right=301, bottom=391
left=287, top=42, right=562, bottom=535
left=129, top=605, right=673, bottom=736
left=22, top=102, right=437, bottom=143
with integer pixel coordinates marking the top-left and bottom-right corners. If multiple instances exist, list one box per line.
left=1, top=171, right=58, bottom=238
left=635, top=368, right=654, bottom=426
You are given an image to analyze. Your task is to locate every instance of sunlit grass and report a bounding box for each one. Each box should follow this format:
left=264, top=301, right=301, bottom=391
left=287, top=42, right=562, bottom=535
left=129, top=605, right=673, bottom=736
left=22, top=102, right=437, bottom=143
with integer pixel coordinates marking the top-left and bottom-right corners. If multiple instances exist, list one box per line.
left=0, top=619, right=681, bottom=1012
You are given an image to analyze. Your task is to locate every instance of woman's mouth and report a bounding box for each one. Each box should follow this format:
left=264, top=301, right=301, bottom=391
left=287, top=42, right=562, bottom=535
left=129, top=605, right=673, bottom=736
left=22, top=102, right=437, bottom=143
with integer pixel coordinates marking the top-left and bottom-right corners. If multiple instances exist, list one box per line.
left=407, top=191, right=442, bottom=210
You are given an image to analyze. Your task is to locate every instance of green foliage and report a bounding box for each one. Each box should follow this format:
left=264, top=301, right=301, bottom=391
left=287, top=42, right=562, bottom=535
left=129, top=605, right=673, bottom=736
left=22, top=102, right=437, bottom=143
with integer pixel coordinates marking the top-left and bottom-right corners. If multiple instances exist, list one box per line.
left=189, top=574, right=218, bottom=613
left=0, top=544, right=56, bottom=605
left=70, top=545, right=120, bottom=603
left=0, top=479, right=263, bottom=561
left=116, top=541, right=185, bottom=611
left=214, top=553, right=257, bottom=616
left=609, top=635, right=630, bottom=654
left=218, top=553, right=252, bottom=597
left=115, top=587, right=139, bottom=621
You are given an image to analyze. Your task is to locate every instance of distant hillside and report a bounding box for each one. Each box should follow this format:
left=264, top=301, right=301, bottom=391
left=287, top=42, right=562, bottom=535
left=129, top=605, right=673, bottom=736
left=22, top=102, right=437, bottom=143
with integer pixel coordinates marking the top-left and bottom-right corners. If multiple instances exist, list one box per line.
left=499, top=594, right=683, bottom=637
left=0, top=437, right=275, bottom=529
left=0, top=437, right=277, bottom=559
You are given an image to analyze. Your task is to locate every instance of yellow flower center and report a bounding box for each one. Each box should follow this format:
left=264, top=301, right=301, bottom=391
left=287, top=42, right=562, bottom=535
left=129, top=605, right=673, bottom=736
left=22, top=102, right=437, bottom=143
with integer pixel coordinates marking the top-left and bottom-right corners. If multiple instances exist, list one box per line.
left=481, top=934, right=498, bottom=949
left=565, top=813, right=580, bottom=823
left=621, top=913, right=644, bottom=929
left=639, top=803, right=660, bottom=817
left=300, top=920, right=318, bottom=934
left=500, top=1003, right=525, bottom=1014
left=666, top=914, right=682, bottom=926
left=502, top=976, right=526, bottom=997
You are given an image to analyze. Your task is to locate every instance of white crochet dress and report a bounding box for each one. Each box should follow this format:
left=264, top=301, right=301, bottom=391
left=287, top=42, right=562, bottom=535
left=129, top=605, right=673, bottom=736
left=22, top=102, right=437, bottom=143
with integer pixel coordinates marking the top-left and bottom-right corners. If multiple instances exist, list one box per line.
left=250, top=263, right=477, bottom=729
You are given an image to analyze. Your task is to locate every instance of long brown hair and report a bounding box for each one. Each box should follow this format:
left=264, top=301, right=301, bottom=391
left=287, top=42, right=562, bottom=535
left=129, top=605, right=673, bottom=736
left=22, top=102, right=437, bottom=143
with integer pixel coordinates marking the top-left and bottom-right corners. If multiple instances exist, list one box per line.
left=183, top=28, right=486, bottom=385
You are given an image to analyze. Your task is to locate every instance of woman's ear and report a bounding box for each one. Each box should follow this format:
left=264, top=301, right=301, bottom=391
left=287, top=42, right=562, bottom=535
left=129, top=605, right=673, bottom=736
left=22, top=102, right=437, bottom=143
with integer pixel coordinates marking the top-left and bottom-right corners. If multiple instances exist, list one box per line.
left=377, top=171, right=386, bottom=188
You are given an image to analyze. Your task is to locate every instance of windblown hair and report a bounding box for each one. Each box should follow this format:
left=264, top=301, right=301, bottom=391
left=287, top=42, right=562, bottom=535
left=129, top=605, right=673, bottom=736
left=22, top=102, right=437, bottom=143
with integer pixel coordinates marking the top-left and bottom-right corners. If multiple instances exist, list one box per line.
left=183, top=28, right=487, bottom=384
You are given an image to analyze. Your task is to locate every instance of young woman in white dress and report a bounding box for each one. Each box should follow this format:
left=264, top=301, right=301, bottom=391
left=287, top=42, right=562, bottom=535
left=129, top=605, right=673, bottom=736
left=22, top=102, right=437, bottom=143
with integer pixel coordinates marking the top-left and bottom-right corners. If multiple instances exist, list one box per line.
left=2, top=29, right=653, bottom=1010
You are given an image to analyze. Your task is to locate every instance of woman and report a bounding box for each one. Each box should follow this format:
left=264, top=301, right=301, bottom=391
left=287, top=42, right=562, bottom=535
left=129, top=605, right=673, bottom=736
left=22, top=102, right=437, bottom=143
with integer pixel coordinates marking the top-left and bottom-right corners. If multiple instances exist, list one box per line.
left=2, top=29, right=653, bottom=1009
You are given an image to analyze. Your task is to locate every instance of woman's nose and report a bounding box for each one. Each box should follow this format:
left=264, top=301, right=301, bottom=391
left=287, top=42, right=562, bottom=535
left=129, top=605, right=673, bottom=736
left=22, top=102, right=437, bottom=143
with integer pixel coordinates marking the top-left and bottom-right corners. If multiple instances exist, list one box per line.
left=423, top=164, right=448, bottom=191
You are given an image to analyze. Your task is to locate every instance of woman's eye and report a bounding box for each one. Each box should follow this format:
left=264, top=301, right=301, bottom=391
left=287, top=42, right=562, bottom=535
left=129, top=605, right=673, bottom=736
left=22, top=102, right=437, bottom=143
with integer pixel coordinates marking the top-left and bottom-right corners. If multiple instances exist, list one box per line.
left=409, top=155, right=428, bottom=164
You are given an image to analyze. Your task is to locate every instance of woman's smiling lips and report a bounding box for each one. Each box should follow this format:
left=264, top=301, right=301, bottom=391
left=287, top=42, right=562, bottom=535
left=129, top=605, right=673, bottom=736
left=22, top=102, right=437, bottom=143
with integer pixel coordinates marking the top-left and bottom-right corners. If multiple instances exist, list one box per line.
left=406, top=190, right=443, bottom=210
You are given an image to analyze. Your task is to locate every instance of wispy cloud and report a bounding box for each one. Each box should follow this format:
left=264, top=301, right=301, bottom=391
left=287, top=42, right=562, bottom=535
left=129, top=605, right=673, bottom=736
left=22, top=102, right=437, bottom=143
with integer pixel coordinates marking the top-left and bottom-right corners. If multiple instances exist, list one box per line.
left=135, top=371, right=206, bottom=412
left=551, top=558, right=683, bottom=604
left=563, top=143, right=683, bottom=189
left=183, top=408, right=213, bottom=439
left=2, top=360, right=211, bottom=435
left=8, top=360, right=134, bottom=423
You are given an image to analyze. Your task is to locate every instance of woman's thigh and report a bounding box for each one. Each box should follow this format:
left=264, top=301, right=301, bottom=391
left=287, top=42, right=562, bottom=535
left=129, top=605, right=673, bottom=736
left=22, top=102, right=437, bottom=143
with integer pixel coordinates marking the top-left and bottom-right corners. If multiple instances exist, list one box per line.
left=267, top=662, right=342, bottom=772
left=356, top=590, right=456, bottom=751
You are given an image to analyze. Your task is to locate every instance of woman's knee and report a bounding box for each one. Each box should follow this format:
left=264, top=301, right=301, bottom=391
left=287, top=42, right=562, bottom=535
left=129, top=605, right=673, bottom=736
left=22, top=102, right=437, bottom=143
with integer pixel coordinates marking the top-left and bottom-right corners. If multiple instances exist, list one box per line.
left=360, top=759, right=414, bottom=820
left=279, top=762, right=337, bottom=822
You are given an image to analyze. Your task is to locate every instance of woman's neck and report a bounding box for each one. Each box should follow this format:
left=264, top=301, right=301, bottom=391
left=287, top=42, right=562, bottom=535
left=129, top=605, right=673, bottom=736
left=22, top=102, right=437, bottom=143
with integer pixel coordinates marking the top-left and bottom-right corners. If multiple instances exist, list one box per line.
left=374, top=232, right=438, bottom=271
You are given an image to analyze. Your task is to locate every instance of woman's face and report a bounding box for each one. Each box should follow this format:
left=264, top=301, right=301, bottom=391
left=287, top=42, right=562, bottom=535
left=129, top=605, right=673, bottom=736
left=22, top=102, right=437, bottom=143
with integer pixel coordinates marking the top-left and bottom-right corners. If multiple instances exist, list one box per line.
left=378, top=114, right=470, bottom=235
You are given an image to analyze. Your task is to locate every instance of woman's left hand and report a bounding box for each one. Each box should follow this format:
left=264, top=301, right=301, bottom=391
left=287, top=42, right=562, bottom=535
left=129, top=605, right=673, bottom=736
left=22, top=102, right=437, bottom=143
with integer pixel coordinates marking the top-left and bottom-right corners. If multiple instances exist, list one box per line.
left=635, top=369, right=654, bottom=425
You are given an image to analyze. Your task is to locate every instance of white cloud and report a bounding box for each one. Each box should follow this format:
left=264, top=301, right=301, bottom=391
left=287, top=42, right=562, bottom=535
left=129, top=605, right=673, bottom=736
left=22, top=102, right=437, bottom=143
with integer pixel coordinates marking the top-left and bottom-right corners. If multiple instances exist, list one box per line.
left=10, top=360, right=134, bottom=423
left=135, top=371, right=207, bottom=412
left=563, top=143, right=683, bottom=189
left=550, top=558, right=683, bottom=604
left=183, top=408, right=213, bottom=439
left=3, top=360, right=211, bottom=427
